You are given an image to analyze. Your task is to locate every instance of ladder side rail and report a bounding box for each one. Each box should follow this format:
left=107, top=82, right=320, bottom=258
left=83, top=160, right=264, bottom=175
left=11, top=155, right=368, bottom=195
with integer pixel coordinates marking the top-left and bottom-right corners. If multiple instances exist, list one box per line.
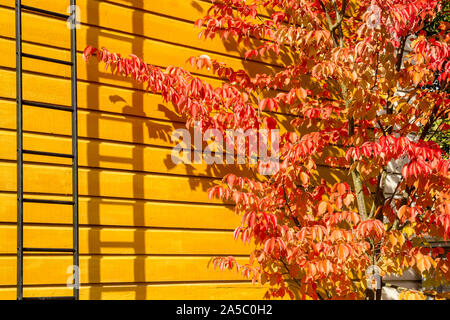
left=70, top=0, right=80, bottom=300
left=15, top=0, right=24, bottom=301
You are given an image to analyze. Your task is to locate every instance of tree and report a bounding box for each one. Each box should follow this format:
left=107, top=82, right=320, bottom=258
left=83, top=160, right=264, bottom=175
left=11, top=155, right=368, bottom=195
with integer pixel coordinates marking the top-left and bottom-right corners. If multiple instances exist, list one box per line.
left=84, top=0, right=450, bottom=300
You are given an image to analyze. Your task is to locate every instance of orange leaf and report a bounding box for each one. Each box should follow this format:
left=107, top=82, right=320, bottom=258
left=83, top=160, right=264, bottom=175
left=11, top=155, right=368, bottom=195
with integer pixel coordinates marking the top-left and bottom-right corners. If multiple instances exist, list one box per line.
left=300, top=172, right=310, bottom=185
left=318, top=201, right=328, bottom=216
left=397, top=205, right=408, bottom=222
left=337, top=244, right=350, bottom=261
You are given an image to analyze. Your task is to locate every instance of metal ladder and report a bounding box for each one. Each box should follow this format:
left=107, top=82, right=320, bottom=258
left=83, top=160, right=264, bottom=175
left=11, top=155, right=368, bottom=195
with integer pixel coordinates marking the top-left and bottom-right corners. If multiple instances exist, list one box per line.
left=15, top=1, right=79, bottom=300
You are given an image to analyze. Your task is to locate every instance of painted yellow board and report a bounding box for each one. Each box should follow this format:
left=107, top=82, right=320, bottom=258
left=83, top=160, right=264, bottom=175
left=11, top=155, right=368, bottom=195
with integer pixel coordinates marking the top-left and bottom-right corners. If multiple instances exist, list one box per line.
left=0, top=38, right=227, bottom=95
left=0, top=162, right=225, bottom=204
left=103, top=0, right=271, bottom=21
left=0, top=129, right=255, bottom=179
left=0, top=27, right=278, bottom=81
left=0, top=160, right=351, bottom=201
left=0, top=193, right=239, bottom=230
left=0, top=282, right=268, bottom=300
left=0, top=69, right=187, bottom=122
left=0, top=128, right=346, bottom=173
left=0, top=69, right=297, bottom=137
left=0, top=98, right=198, bottom=149
left=0, top=3, right=290, bottom=67
left=102, top=0, right=275, bottom=20
left=1, top=0, right=273, bottom=28
left=0, top=224, right=254, bottom=255
left=0, top=256, right=251, bottom=285
left=0, top=161, right=356, bottom=206
left=0, top=97, right=311, bottom=152
left=0, top=66, right=295, bottom=136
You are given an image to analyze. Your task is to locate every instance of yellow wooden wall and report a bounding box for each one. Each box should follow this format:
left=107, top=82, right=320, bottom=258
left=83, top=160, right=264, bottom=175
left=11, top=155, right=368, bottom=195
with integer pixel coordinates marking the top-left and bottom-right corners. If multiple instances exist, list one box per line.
left=0, top=0, right=351, bottom=300
left=0, top=0, right=285, bottom=300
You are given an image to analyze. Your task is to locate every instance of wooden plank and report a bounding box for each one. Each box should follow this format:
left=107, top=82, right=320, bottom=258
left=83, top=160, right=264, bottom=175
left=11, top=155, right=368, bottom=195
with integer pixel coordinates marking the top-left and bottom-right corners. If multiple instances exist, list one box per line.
left=0, top=256, right=250, bottom=285
left=0, top=68, right=185, bottom=122
left=0, top=29, right=277, bottom=85
left=0, top=106, right=300, bottom=182
left=0, top=162, right=225, bottom=204
left=0, top=192, right=238, bottom=229
left=0, top=128, right=346, bottom=172
left=0, top=224, right=253, bottom=255
left=0, top=282, right=268, bottom=300
left=0, top=70, right=297, bottom=136
left=0, top=129, right=254, bottom=179
left=0, top=160, right=354, bottom=203
left=0, top=104, right=351, bottom=196
left=0, top=98, right=198, bottom=149
left=2, top=0, right=272, bottom=28
left=106, top=0, right=213, bottom=21
left=0, top=37, right=227, bottom=94
left=0, top=3, right=291, bottom=67
left=0, top=97, right=311, bottom=153
left=101, top=0, right=275, bottom=21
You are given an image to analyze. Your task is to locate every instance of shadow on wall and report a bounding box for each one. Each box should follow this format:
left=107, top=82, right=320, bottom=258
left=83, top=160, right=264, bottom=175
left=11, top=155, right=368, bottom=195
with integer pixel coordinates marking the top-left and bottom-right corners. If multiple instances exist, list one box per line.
left=85, top=0, right=147, bottom=300
left=82, top=0, right=283, bottom=299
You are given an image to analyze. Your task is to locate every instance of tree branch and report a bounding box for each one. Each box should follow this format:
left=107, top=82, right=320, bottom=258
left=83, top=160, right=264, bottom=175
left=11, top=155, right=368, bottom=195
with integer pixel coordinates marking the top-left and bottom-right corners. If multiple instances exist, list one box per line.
left=395, top=36, right=408, bottom=72
left=282, top=183, right=302, bottom=228
left=369, top=169, right=387, bottom=219
left=351, top=163, right=369, bottom=220
left=419, top=103, right=440, bottom=140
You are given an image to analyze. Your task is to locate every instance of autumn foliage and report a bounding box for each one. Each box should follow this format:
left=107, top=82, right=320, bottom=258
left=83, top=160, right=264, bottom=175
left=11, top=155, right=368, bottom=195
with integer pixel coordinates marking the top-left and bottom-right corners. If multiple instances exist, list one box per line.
left=84, top=0, right=450, bottom=299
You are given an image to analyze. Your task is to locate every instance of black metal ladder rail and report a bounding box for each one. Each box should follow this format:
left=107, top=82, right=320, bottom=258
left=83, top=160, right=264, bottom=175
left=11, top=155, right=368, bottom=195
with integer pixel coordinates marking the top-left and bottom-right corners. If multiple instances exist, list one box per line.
left=16, top=0, right=79, bottom=300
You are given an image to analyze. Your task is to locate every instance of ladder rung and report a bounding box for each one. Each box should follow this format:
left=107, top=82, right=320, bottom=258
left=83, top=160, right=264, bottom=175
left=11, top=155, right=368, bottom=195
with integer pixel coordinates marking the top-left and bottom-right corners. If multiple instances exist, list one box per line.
left=22, top=53, right=73, bottom=66
left=23, top=150, right=74, bottom=159
left=22, top=100, right=73, bottom=112
left=23, top=248, right=75, bottom=253
left=21, top=5, right=70, bottom=20
left=22, top=296, right=76, bottom=301
left=23, top=199, right=74, bottom=205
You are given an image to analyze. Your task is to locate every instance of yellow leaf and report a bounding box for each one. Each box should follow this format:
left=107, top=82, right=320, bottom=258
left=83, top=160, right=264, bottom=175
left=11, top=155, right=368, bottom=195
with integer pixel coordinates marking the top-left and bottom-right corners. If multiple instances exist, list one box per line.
left=397, top=233, right=405, bottom=246
left=399, top=290, right=426, bottom=300
left=389, top=233, right=398, bottom=246
left=413, top=72, right=423, bottom=86
left=402, top=226, right=415, bottom=238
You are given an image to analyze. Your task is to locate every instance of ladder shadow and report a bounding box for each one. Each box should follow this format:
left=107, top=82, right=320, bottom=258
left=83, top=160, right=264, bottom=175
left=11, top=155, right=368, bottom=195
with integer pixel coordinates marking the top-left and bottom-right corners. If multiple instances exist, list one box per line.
left=85, top=0, right=146, bottom=300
